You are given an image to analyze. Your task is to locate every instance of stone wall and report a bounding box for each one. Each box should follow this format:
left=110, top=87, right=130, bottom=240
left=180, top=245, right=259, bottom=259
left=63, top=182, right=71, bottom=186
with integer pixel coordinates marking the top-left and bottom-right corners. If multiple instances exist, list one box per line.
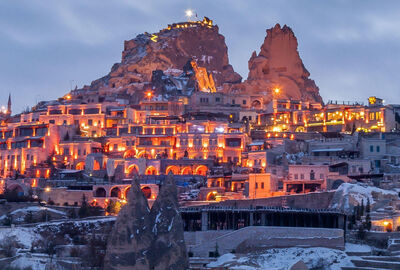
left=215, top=191, right=335, bottom=209
left=185, top=226, right=344, bottom=257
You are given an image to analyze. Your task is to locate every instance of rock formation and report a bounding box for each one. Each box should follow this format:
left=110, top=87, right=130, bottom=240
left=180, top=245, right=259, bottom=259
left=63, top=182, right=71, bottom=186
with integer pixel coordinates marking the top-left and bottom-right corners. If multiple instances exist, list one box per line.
left=67, top=19, right=323, bottom=105
left=148, top=173, right=188, bottom=270
left=232, top=24, right=322, bottom=104
left=104, top=177, right=152, bottom=270
left=75, top=18, right=241, bottom=102
left=104, top=174, right=188, bottom=270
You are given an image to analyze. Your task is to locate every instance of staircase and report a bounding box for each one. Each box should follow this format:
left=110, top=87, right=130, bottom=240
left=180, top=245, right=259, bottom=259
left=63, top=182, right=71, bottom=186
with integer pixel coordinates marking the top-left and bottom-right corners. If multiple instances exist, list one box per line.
left=189, top=257, right=216, bottom=269
left=342, top=255, right=400, bottom=270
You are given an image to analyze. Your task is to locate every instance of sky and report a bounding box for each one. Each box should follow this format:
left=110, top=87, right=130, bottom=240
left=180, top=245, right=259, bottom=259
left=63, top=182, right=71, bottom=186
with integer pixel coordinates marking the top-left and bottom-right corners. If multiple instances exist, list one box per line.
left=1, top=0, right=400, bottom=113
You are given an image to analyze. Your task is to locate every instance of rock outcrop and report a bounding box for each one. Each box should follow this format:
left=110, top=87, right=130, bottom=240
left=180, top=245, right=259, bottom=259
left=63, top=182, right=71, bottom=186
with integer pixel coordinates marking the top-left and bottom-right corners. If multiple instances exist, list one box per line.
left=232, top=24, right=322, bottom=104
left=104, top=174, right=188, bottom=270
left=148, top=174, right=188, bottom=270
left=104, top=177, right=152, bottom=270
left=76, top=18, right=241, bottom=101
left=67, top=20, right=323, bottom=105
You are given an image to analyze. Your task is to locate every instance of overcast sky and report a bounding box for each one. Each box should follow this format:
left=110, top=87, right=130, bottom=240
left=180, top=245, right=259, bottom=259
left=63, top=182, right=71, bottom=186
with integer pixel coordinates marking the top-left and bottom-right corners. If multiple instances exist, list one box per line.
left=1, top=0, right=400, bottom=113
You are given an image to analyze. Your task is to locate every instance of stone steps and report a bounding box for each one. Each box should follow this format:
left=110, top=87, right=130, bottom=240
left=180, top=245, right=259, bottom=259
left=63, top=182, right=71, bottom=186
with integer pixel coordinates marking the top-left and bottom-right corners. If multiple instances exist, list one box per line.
left=346, top=251, right=372, bottom=256
left=189, top=257, right=216, bottom=269
left=342, top=267, right=385, bottom=270
left=361, top=256, right=400, bottom=262
left=351, top=258, right=400, bottom=269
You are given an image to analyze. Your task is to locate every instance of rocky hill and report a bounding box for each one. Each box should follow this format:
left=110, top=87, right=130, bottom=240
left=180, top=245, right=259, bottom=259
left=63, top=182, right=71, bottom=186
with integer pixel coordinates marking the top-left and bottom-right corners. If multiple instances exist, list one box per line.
left=76, top=18, right=241, bottom=102
left=228, top=24, right=323, bottom=103
left=70, top=19, right=322, bottom=104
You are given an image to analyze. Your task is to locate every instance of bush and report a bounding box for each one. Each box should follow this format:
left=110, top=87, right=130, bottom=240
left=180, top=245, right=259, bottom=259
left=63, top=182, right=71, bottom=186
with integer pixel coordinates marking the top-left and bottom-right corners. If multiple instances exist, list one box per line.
left=2, top=213, right=13, bottom=226
left=80, top=233, right=108, bottom=267
left=24, top=211, right=35, bottom=224
left=357, top=225, right=366, bottom=240
left=106, top=200, right=122, bottom=215
left=0, top=236, right=19, bottom=257
left=70, top=246, right=80, bottom=257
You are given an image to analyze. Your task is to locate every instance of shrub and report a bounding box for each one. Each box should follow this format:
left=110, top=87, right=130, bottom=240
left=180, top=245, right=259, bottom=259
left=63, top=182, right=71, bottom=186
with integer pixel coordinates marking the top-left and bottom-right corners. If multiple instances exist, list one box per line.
left=70, top=246, right=80, bottom=257
left=0, top=236, right=18, bottom=257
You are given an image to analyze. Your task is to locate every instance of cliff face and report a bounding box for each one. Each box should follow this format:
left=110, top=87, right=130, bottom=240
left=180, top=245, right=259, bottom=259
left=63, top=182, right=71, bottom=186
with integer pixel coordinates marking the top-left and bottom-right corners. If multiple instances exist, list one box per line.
left=236, top=24, right=322, bottom=103
left=80, top=20, right=241, bottom=99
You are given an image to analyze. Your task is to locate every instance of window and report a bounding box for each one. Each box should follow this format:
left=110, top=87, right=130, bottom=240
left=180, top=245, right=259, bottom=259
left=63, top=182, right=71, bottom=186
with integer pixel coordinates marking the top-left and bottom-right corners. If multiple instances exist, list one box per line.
left=300, top=174, right=304, bottom=180
left=310, top=170, right=315, bottom=180
left=376, top=146, right=380, bottom=152
left=369, top=113, right=374, bottom=120
left=242, top=100, right=246, bottom=105
left=232, top=99, right=235, bottom=105
left=255, top=182, right=258, bottom=189
left=88, top=119, right=93, bottom=126
left=294, top=174, right=298, bottom=180
left=113, top=144, right=117, bottom=151
left=370, top=145, right=374, bottom=152
left=215, top=97, right=220, bottom=102
left=320, top=174, right=324, bottom=179
left=84, top=108, right=100, bottom=114
left=261, top=182, right=264, bottom=189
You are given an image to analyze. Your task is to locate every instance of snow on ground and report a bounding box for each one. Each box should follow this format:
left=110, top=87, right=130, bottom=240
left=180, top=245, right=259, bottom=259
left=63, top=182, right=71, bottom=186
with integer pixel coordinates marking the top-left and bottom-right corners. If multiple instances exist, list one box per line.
left=0, top=227, right=38, bottom=249
left=0, top=206, right=67, bottom=220
left=330, top=183, right=398, bottom=212
left=10, top=255, right=49, bottom=270
left=345, top=243, right=372, bottom=252
left=207, top=247, right=353, bottom=270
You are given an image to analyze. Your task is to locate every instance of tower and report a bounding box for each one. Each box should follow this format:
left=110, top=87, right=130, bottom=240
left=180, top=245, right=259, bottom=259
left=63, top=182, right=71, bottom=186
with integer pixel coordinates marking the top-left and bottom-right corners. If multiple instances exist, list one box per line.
left=7, top=93, right=11, bottom=115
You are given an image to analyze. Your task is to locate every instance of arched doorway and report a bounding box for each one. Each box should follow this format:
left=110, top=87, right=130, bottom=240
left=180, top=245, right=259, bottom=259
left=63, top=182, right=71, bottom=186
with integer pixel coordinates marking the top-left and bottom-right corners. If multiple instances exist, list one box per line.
left=110, top=187, right=121, bottom=198
left=126, top=164, right=139, bottom=178
left=95, top=187, right=106, bottom=197
left=93, top=160, right=100, bottom=170
left=124, top=187, right=131, bottom=199
left=76, top=162, right=85, bottom=170
left=166, top=165, right=179, bottom=175
left=124, top=149, right=136, bottom=159
left=136, top=150, right=146, bottom=158
left=141, top=186, right=152, bottom=199
left=181, top=166, right=192, bottom=175
left=195, top=165, right=208, bottom=176
left=206, top=191, right=217, bottom=201
left=251, top=100, right=262, bottom=110
left=145, top=166, right=157, bottom=175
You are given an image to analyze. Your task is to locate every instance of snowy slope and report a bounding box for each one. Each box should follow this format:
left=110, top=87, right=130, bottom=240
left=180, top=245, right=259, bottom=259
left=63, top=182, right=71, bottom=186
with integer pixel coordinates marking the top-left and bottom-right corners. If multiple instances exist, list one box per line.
left=207, top=247, right=353, bottom=270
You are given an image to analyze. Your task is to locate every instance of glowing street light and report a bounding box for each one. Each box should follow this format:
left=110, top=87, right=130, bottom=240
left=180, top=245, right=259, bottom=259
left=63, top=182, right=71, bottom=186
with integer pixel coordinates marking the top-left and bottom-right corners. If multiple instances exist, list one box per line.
left=185, top=9, right=194, bottom=19
left=145, top=91, right=153, bottom=100
left=274, top=88, right=280, bottom=94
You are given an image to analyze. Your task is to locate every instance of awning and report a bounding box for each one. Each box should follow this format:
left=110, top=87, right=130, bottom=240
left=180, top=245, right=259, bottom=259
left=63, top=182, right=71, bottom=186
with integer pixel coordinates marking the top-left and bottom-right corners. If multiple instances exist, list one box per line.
left=312, top=148, right=344, bottom=152
left=249, top=141, right=264, bottom=146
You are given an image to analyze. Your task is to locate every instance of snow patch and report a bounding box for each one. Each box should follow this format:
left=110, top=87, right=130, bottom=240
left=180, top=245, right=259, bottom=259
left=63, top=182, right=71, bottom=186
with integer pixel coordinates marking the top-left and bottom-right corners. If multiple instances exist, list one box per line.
left=207, top=247, right=353, bottom=270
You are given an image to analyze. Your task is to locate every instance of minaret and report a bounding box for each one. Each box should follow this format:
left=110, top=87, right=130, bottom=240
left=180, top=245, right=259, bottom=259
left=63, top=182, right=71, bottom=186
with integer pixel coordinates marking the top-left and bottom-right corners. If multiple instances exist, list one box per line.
left=7, top=93, right=11, bottom=115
